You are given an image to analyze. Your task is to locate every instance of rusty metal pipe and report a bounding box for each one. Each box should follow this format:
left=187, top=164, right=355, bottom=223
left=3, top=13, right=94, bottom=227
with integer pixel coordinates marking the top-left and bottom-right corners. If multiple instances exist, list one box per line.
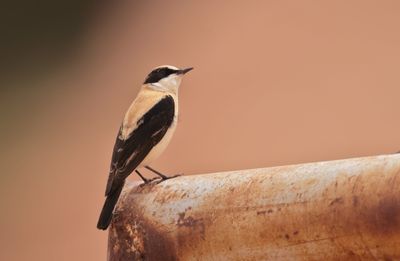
left=108, top=154, right=400, bottom=260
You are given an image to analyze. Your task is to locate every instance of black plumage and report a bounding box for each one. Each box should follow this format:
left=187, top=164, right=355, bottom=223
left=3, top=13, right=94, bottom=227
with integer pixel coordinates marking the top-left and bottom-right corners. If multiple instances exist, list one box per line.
left=97, top=95, right=175, bottom=230
left=144, top=67, right=178, bottom=84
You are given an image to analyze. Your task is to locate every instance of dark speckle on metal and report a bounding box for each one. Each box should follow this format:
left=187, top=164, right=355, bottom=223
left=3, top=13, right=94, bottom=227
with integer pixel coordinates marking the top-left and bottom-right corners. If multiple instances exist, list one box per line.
left=108, top=154, right=400, bottom=260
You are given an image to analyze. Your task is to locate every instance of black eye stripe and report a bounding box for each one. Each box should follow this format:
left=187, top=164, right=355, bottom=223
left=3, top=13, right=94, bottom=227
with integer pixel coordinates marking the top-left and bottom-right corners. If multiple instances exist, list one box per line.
left=144, top=67, right=178, bottom=84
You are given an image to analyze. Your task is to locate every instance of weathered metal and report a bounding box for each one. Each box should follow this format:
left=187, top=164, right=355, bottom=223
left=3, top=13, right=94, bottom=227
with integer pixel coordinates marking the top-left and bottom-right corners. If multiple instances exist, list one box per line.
left=108, top=154, right=400, bottom=261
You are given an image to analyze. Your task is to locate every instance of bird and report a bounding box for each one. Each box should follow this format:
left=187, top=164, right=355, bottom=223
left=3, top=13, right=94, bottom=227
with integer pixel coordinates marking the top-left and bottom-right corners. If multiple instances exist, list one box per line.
left=97, top=65, right=193, bottom=230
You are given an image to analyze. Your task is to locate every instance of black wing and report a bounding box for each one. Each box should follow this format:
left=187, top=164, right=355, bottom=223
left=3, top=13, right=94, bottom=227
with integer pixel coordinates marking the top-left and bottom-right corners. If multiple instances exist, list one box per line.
left=105, top=95, right=175, bottom=196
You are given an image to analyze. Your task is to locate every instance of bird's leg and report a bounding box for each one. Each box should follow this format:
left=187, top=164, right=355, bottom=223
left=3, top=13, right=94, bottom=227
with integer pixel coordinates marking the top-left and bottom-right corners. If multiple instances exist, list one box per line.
left=135, top=170, right=160, bottom=185
left=135, top=170, right=151, bottom=183
left=145, top=166, right=168, bottom=179
left=145, top=166, right=181, bottom=180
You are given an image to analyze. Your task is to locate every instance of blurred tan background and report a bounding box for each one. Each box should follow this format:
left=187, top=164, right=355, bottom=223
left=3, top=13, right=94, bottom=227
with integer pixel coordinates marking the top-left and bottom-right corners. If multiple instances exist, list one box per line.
left=1, top=1, right=400, bottom=260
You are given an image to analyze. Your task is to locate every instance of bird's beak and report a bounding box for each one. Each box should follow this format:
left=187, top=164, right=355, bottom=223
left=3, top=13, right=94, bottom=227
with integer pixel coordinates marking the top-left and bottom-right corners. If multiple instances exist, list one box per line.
left=177, top=67, right=194, bottom=75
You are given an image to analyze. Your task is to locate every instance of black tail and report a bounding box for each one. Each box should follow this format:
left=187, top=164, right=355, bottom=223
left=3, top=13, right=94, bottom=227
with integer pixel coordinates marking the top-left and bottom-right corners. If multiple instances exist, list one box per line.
left=97, top=182, right=124, bottom=230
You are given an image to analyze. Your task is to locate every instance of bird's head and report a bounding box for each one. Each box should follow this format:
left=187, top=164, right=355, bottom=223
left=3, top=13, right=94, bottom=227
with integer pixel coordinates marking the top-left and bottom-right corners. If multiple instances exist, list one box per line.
left=144, top=65, right=193, bottom=93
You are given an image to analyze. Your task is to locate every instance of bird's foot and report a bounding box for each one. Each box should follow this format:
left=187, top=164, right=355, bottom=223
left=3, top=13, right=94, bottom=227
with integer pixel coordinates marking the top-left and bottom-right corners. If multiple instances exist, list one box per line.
left=163, top=173, right=182, bottom=179
left=153, top=173, right=182, bottom=184
left=136, top=170, right=159, bottom=186
left=139, top=177, right=161, bottom=187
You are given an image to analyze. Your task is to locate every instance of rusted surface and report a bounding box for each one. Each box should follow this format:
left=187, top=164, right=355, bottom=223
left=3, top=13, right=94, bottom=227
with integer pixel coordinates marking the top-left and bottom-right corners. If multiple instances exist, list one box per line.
left=108, top=154, right=400, bottom=261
